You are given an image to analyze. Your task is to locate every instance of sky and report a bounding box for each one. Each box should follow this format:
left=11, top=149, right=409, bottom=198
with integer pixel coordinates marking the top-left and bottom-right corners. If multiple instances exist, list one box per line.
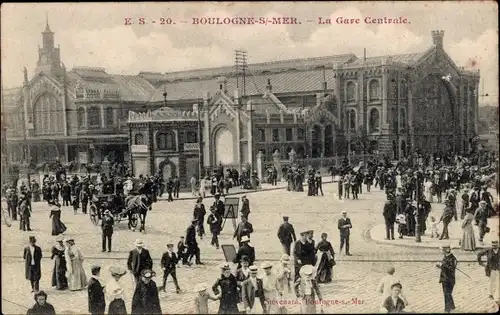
left=1, top=2, right=498, bottom=104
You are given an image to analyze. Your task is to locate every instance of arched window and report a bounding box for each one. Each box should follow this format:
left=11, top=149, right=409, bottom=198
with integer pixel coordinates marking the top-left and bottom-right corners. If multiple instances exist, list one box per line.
left=369, top=80, right=380, bottom=101
left=369, top=108, right=380, bottom=133
left=88, top=106, right=101, bottom=127
left=347, top=109, right=356, bottom=130
left=134, top=133, right=145, bottom=145
left=400, top=108, right=407, bottom=131
left=105, top=107, right=114, bottom=126
left=33, top=93, right=64, bottom=135
left=346, top=81, right=356, bottom=102
left=77, top=107, right=85, bottom=128
left=157, top=132, right=176, bottom=150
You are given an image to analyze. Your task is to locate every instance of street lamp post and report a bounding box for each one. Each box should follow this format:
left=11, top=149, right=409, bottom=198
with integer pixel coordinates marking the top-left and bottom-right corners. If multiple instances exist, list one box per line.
left=197, top=98, right=204, bottom=179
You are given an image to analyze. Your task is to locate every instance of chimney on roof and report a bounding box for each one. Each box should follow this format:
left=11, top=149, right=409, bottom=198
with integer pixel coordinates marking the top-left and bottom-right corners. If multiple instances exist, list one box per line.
left=266, top=79, right=272, bottom=92
left=431, top=30, right=445, bottom=49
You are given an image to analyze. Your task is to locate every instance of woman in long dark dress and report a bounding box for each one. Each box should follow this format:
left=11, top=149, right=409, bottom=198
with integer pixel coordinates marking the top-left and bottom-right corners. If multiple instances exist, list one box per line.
left=51, top=236, right=68, bottom=290
left=107, top=266, right=128, bottom=315
left=49, top=201, right=67, bottom=236
left=314, top=233, right=335, bottom=283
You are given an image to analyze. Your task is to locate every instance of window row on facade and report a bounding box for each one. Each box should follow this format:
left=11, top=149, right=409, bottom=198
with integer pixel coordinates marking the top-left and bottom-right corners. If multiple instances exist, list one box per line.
left=134, top=130, right=198, bottom=150
left=256, top=127, right=306, bottom=143
left=344, top=107, right=407, bottom=134
left=344, top=79, right=409, bottom=103
left=76, top=106, right=116, bottom=129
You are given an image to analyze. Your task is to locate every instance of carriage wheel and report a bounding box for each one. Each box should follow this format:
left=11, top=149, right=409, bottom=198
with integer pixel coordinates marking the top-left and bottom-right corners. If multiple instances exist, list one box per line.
left=89, top=206, right=99, bottom=226
left=129, top=213, right=138, bottom=228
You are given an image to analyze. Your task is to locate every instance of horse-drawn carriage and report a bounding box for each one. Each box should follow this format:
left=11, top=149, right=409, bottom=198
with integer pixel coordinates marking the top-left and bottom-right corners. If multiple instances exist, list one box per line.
left=89, top=194, right=139, bottom=229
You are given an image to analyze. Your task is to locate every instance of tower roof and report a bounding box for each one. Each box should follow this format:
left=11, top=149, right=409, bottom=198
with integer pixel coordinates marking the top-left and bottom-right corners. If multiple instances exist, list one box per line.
left=44, top=12, right=52, bottom=33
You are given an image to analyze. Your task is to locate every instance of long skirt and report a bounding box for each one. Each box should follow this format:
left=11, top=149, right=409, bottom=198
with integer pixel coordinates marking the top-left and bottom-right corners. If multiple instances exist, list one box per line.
left=51, top=212, right=67, bottom=236
left=51, top=257, right=68, bottom=289
left=315, top=252, right=333, bottom=283
left=460, top=224, right=476, bottom=251
left=109, top=298, right=127, bottom=315
left=68, top=259, right=87, bottom=291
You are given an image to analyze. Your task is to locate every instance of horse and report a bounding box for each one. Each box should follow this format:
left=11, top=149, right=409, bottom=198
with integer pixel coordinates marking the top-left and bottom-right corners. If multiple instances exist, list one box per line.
left=124, top=194, right=152, bottom=233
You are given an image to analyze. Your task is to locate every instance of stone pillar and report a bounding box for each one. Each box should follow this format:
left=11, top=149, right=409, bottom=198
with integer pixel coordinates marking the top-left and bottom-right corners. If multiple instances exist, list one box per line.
left=382, top=67, right=388, bottom=125
left=256, top=150, right=263, bottom=182
left=289, top=148, right=296, bottom=164
left=272, top=150, right=281, bottom=181
left=247, top=101, right=254, bottom=169
left=320, top=125, right=326, bottom=156
left=234, top=90, right=242, bottom=171
left=100, top=104, right=105, bottom=128
left=101, top=156, right=111, bottom=177
left=203, top=93, right=211, bottom=167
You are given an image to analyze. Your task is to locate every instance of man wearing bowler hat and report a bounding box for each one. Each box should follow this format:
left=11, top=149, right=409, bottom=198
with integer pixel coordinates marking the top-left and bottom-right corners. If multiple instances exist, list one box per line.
left=277, top=216, right=297, bottom=255
left=436, top=244, right=457, bottom=313
left=477, top=240, right=500, bottom=302
left=160, top=243, right=181, bottom=294
left=127, top=239, right=153, bottom=284
left=131, top=269, right=162, bottom=315
left=24, top=236, right=42, bottom=293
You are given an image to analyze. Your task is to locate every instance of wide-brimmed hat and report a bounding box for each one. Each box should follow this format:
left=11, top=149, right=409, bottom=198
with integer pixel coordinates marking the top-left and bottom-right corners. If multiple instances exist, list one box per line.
left=64, top=237, right=74, bottom=242
left=240, top=236, right=250, bottom=243
left=194, top=283, right=208, bottom=292
left=261, top=262, right=273, bottom=269
left=219, top=263, right=230, bottom=271
left=440, top=244, right=451, bottom=249
left=280, top=254, right=291, bottom=262
left=134, top=239, right=144, bottom=246
left=141, top=269, right=156, bottom=278
left=167, top=243, right=174, bottom=248
left=55, top=235, right=65, bottom=242
left=249, top=266, right=258, bottom=273
left=109, top=266, right=127, bottom=277
left=299, top=265, right=314, bottom=277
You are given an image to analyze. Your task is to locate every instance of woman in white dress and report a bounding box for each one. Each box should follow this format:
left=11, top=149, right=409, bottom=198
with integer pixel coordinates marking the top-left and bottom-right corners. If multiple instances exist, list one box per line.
left=275, top=254, right=293, bottom=314
left=106, top=266, right=128, bottom=314
left=261, top=262, right=280, bottom=314
left=65, top=238, right=87, bottom=291
left=424, top=179, right=434, bottom=203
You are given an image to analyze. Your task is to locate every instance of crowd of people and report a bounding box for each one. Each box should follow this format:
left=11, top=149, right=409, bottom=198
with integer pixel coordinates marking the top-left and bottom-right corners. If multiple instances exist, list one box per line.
left=2, top=150, right=499, bottom=314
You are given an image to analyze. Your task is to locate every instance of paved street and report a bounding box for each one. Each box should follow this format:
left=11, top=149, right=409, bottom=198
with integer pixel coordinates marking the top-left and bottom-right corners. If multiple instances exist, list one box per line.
left=2, top=182, right=498, bottom=314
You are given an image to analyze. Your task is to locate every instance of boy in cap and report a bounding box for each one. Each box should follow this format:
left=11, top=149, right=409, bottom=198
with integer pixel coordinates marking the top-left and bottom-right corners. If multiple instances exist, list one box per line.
left=380, top=283, right=407, bottom=313
left=194, top=283, right=220, bottom=314
left=160, top=243, right=181, bottom=293
left=177, top=236, right=189, bottom=266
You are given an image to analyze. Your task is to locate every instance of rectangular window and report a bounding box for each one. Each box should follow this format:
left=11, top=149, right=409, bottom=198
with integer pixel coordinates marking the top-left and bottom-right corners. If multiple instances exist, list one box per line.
left=257, top=128, right=266, bottom=142
left=285, top=128, right=293, bottom=142
left=272, top=129, right=279, bottom=142
left=297, top=128, right=305, bottom=141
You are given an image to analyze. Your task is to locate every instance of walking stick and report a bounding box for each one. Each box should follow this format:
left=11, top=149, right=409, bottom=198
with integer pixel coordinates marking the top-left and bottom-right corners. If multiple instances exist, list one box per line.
left=455, top=266, right=473, bottom=280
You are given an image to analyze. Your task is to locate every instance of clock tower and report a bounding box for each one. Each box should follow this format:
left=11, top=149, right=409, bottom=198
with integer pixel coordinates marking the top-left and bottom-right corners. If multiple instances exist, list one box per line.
left=35, top=14, right=61, bottom=77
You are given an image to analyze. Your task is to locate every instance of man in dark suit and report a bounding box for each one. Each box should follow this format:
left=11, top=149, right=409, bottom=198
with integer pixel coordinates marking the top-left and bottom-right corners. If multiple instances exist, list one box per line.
left=160, top=243, right=181, bottom=293
left=240, top=195, right=250, bottom=219
left=101, top=210, right=114, bottom=252
left=233, top=215, right=254, bottom=247
left=477, top=240, right=500, bottom=301
left=186, top=220, right=203, bottom=265
left=436, top=245, right=457, bottom=313
left=293, top=232, right=308, bottom=281
left=383, top=195, right=397, bottom=240
left=127, top=239, right=153, bottom=284
left=338, top=211, right=352, bottom=256
left=88, top=265, right=106, bottom=315
left=213, top=193, right=225, bottom=218
left=24, top=236, right=42, bottom=293
left=233, top=236, right=255, bottom=268
left=277, top=216, right=297, bottom=255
